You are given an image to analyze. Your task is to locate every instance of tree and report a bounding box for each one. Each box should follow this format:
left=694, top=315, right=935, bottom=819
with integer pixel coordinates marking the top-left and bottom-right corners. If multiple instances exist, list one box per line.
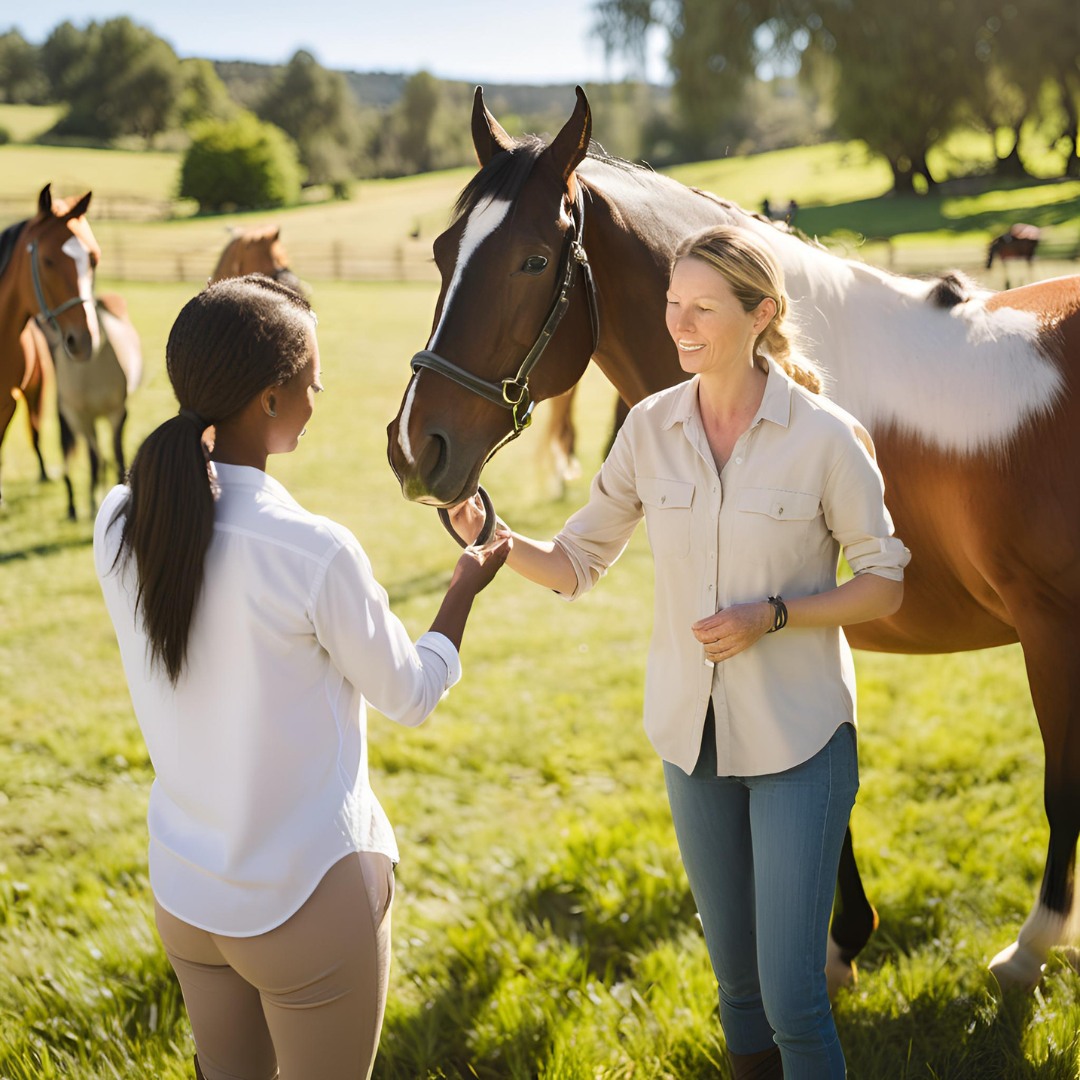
left=397, top=70, right=440, bottom=174
left=592, top=0, right=1055, bottom=191
left=257, top=50, right=362, bottom=188
left=177, top=58, right=239, bottom=128
left=43, top=17, right=183, bottom=143
left=0, top=29, right=46, bottom=104
left=179, top=112, right=303, bottom=213
left=594, top=0, right=763, bottom=158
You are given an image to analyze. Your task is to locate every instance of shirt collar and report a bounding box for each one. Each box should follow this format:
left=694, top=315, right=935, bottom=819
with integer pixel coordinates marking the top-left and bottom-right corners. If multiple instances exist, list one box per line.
left=659, top=359, right=794, bottom=432
left=211, top=461, right=299, bottom=507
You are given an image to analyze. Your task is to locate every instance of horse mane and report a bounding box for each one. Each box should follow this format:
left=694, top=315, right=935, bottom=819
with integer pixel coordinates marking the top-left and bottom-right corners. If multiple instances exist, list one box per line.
left=0, top=218, right=28, bottom=281
left=926, top=270, right=976, bottom=308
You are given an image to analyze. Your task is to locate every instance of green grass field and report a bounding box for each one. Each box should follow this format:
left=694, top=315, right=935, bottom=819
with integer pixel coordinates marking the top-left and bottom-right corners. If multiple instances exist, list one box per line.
left=1, top=110, right=1079, bottom=1076
left=1, top=273, right=1078, bottom=1078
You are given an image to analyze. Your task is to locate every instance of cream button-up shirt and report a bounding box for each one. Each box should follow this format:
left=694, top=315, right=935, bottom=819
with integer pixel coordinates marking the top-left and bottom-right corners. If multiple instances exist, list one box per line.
left=553, top=361, right=910, bottom=776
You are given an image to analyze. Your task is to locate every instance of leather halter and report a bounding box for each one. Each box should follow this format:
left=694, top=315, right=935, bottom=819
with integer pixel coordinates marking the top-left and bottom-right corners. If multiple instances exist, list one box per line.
left=28, top=237, right=92, bottom=342
left=410, top=185, right=600, bottom=461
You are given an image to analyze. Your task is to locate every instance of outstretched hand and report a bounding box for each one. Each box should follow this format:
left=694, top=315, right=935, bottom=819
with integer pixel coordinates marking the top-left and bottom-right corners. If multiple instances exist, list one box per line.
left=450, top=534, right=513, bottom=595
left=692, top=602, right=774, bottom=663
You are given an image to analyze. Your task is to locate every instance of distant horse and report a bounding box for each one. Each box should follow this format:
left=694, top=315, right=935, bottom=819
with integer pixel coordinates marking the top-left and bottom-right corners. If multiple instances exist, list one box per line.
left=28, top=293, right=142, bottom=519
left=388, top=87, right=1080, bottom=996
left=209, top=224, right=305, bottom=294
left=0, top=184, right=100, bottom=504
left=987, top=223, right=1040, bottom=288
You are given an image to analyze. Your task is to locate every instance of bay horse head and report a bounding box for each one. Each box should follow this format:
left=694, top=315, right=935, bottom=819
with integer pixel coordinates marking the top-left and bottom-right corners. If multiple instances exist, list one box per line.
left=13, top=184, right=101, bottom=361
left=210, top=224, right=305, bottom=295
left=387, top=87, right=600, bottom=506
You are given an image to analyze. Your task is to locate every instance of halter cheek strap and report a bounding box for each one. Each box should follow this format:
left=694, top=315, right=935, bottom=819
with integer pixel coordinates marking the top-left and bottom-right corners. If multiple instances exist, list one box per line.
left=28, top=239, right=92, bottom=337
left=410, top=183, right=600, bottom=458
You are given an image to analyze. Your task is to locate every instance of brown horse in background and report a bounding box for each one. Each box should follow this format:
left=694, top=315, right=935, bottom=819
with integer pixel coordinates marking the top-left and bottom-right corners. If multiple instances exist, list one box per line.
left=987, top=223, right=1040, bottom=289
left=209, top=224, right=305, bottom=294
left=0, top=185, right=100, bottom=505
left=388, top=86, right=1080, bottom=997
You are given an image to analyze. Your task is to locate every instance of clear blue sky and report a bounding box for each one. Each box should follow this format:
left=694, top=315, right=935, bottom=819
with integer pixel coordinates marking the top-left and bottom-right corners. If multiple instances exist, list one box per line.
left=8, top=1, right=670, bottom=84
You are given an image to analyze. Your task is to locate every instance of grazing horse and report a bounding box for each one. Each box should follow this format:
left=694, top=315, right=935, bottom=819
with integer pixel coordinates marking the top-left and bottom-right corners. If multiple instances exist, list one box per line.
left=0, top=185, right=100, bottom=504
left=987, top=223, right=1041, bottom=289
left=28, top=293, right=142, bottom=519
left=387, top=87, right=1080, bottom=996
left=209, top=224, right=305, bottom=295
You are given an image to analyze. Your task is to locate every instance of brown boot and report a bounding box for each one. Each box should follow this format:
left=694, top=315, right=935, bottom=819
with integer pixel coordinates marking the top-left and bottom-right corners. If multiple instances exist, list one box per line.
left=730, top=1044, right=784, bottom=1079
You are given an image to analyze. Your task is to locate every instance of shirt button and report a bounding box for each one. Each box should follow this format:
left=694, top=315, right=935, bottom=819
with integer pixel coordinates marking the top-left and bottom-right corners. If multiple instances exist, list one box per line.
left=734, top=457, right=743, bottom=465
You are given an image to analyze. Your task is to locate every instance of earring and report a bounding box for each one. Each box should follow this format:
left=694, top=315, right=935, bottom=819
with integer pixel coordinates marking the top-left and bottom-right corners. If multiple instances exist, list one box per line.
left=268, top=396, right=277, bottom=418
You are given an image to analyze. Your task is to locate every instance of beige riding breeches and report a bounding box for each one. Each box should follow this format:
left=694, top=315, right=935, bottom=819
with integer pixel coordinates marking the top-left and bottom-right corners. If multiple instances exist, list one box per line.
left=154, top=850, right=394, bottom=1080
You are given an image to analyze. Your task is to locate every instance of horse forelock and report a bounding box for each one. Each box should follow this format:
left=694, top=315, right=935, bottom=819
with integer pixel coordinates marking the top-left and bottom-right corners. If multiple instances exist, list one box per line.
left=452, top=136, right=547, bottom=224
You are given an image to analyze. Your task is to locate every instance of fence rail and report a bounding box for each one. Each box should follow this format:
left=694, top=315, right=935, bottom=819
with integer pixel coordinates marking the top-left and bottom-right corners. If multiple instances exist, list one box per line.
left=3, top=195, right=1076, bottom=285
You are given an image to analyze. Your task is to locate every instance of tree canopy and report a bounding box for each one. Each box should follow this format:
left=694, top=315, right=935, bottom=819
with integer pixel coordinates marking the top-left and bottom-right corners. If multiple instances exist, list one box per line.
left=593, top=0, right=1080, bottom=189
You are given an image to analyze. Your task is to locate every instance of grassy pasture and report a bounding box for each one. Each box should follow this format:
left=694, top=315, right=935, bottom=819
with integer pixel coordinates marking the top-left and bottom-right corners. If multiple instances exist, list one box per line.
left=2, top=112, right=1080, bottom=1075
left=2, top=270, right=1079, bottom=1077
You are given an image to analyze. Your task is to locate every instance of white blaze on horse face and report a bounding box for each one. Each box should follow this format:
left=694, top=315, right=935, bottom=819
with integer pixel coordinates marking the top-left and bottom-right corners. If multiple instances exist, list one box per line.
left=61, top=234, right=101, bottom=348
left=398, top=196, right=513, bottom=465
left=397, top=373, right=420, bottom=466
left=427, top=196, right=512, bottom=351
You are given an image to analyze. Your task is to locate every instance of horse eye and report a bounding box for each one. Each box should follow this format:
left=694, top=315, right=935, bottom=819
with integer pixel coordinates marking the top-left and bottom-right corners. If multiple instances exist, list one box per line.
left=522, top=255, right=548, bottom=275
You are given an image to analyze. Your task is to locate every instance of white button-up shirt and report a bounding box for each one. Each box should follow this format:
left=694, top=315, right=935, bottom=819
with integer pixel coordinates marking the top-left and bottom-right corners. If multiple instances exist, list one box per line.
left=554, top=361, right=910, bottom=776
left=94, top=463, right=460, bottom=936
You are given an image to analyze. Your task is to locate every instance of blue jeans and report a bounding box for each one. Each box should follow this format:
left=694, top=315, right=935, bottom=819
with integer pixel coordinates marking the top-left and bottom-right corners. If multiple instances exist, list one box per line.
left=663, top=709, right=858, bottom=1079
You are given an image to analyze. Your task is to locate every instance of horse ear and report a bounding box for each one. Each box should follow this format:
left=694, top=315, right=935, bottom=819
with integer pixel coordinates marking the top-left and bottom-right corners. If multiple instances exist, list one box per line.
left=271, top=227, right=281, bottom=241
left=471, top=86, right=515, bottom=166
left=62, top=191, right=92, bottom=221
left=543, top=86, right=592, bottom=185
left=38, top=184, right=53, bottom=216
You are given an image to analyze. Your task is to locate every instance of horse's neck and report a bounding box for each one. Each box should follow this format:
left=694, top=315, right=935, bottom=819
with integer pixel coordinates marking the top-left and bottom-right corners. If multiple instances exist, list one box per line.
left=587, top=164, right=1063, bottom=456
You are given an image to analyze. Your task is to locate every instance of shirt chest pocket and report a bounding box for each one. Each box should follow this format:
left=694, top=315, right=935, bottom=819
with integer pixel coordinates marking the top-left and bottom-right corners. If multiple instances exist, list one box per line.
left=734, top=487, right=821, bottom=540
left=638, top=477, right=695, bottom=558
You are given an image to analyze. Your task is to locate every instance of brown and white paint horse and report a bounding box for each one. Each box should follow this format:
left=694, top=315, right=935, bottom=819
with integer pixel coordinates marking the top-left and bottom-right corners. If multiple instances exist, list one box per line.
left=0, top=185, right=100, bottom=504
left=387, top=87, right=1080, bottom=994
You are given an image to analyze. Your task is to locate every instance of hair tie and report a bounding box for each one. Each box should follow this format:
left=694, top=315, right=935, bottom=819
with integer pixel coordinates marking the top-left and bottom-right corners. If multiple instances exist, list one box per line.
left=178, top=407, right=209, bottom=430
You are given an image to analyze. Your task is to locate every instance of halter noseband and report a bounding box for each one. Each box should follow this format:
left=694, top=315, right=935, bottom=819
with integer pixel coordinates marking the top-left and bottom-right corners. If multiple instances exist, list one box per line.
left=410, top=185, right=600, bottom=460
left=28, top=238, right=92, bottom=341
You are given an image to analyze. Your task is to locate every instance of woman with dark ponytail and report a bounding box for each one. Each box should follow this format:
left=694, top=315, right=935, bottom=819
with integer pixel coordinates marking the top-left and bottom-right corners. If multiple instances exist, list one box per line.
left=94, top=274, right=510, bottom=1080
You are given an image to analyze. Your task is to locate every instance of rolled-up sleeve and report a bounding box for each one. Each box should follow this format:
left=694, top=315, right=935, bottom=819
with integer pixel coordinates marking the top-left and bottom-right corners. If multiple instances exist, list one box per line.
left=312, top=540, right=461, bottom=726
left=823, top=423, right=911, bottom=581
left=553, top=418, right=644, bottom=600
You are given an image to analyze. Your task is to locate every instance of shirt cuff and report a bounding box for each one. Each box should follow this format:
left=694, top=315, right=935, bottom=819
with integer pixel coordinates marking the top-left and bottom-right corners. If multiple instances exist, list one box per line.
left=845, top=535, right=911, bottom=581
left=416, top=631, right=463, bottom=689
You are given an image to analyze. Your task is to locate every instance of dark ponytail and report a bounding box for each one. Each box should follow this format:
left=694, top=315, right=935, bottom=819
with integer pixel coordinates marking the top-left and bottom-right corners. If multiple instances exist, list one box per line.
left=117, top=274, right=315, bottom=683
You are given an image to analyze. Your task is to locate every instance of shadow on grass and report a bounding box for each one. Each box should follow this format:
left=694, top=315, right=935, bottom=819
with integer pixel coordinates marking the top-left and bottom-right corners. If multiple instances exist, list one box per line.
left=841, top=981, right=1079, bottom=1079
left=0, top=533, right=92, bottom=563
left=797, top=176, right=1080, bottom=246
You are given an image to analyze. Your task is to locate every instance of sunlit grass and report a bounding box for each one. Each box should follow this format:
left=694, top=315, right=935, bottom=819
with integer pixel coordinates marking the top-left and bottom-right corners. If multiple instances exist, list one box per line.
left=2, top=279, right=1077, bottom=1077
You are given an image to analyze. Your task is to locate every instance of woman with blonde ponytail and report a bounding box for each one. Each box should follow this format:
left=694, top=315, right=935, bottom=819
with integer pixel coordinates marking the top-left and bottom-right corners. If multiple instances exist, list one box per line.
left=448, top=225, right=909, bottom=1078
left=94, top=275, right=510, bottom=1080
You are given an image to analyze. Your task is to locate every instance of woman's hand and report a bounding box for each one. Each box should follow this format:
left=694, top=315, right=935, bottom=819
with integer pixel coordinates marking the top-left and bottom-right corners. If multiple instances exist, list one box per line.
left=446, top=494, right=490, bottom=547
left=692, top=602, right=774, bottom=663
left=449, top=535, right=513, bottom=595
